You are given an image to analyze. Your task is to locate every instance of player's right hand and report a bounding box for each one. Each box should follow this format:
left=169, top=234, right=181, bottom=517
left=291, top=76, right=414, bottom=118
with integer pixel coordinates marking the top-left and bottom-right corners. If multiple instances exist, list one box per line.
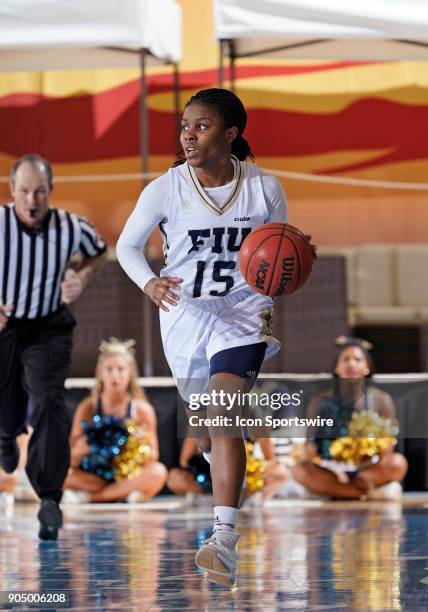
left=304, top=234, right=318, bottom=259
left=0, top=304, right=13, bottom=331
left=144, top=277, right=183, bottom=312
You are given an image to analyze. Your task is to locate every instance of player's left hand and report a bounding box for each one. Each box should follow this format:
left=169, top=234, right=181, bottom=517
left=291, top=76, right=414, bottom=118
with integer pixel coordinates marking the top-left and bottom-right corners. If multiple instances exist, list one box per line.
left=61, top=269, right=83, bottom=304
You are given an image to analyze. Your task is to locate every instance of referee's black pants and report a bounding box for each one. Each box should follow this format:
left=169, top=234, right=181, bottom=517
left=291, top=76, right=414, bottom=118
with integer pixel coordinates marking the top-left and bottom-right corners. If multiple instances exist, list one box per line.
left=0, top=306, right=75, bottom=503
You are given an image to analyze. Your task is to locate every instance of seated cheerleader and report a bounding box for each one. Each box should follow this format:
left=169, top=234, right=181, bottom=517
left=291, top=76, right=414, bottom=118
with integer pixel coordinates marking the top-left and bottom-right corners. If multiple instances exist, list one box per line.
left=63, top=338, right=167, bottom=503
left=168, top=436, right=287, bottom=507
left=241, top=437, right=288, bottom=506
left=292, top=336, right=408, bottom=500
left=167, top=437, right=212, bottom=503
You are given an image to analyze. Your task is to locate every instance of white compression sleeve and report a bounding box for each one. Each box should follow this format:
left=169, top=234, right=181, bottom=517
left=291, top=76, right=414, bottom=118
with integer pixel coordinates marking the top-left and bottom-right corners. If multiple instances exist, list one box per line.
left=116, top=174, right=170, bottom=291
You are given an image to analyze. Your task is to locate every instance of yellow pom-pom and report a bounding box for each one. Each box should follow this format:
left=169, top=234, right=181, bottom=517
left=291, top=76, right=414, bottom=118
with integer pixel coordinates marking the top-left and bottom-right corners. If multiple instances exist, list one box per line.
left=112, top=419, right=152, bottom=480
left=245, top=442, right=267, bottom=493
left=330, top=410, right=398, bottom=464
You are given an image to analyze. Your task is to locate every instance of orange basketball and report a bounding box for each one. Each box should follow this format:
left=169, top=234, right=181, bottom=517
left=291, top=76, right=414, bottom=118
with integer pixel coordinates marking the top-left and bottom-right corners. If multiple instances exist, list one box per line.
left=239, top=223, right=316, bottom=296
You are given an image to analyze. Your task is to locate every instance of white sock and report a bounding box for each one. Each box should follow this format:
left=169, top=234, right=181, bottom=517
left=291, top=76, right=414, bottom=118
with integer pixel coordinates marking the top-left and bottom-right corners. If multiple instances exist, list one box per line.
left=213, top=506, right=238, bottom=535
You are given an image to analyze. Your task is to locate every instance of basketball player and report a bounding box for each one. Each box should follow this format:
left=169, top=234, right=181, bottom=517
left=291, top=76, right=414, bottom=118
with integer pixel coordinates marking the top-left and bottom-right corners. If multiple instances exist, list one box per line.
left=117, top=88, right=287, bottom=586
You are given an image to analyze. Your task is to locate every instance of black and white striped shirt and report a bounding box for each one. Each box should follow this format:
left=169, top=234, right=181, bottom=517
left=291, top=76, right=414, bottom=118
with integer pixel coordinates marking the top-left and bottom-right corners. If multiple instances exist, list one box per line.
left=0, top=204, right=106, bottom=320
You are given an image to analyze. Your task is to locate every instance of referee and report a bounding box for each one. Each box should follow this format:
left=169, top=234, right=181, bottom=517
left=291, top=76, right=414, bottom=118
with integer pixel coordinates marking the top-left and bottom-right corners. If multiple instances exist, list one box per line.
left=0, top=154, right=107, bottom=539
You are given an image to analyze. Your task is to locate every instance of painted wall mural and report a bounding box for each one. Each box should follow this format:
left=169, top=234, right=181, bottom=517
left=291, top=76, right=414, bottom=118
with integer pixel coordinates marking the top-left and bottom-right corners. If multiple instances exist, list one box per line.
left=1, top=0, right=427, bottom=246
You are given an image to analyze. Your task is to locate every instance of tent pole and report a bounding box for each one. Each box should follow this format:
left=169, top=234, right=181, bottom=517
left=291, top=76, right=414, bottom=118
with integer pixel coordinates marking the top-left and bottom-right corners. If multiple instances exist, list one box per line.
left=173, top=62, right=181, bottom=155
left=140, top=47, right=154, bottom=377
left=219, top=39, right=225, bottom=86
left=229, top=40, right=236, bottom=91
left=140, top=48, right=149, bottom=183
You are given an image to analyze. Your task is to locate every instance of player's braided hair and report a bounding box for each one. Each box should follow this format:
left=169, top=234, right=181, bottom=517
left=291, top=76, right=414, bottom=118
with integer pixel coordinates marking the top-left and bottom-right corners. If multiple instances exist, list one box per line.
left=175, top=88, right=254, bottom=165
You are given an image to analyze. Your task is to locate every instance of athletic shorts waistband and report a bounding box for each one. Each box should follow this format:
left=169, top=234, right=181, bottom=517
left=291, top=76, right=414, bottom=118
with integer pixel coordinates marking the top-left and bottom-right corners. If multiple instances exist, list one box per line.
left=178, top=289, right=271, bottom=314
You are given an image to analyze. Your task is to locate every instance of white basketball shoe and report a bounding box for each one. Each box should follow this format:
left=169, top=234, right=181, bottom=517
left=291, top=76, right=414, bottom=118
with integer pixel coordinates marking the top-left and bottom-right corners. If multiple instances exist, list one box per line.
left=195, top=530, right=239, bottom=586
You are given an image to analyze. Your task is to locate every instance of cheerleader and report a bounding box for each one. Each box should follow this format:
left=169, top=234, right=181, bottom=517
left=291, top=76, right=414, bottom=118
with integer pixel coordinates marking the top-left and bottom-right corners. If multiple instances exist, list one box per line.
left=63, top=338, right=167, bottom=502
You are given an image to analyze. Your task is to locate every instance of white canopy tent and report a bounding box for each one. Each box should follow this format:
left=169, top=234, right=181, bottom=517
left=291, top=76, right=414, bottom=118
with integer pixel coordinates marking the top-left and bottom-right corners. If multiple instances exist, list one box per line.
left=0, top=0, right=182, bottom=173
left=0, top=0, right=181, bottom=68
left=214, top=0, right=428, bottom=84
left=0, top=0, right=182, bottom=377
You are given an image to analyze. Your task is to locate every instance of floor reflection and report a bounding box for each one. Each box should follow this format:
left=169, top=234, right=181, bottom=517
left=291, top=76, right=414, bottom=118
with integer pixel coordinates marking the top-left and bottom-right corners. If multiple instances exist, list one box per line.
left=0, top=500, right=427, bottom=610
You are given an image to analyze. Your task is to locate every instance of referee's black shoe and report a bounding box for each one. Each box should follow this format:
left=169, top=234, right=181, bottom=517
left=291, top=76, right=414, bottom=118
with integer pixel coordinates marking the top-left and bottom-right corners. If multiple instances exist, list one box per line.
left=38, top=499, right=63, bottom=541
left=0, top=437, right=20, bottom=473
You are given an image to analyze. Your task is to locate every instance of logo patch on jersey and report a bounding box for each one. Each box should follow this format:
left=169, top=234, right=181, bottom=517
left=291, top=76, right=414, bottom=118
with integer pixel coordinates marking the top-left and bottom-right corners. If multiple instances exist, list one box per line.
left=234, top=217, right=250, bottom=222
left=180, top=200, right=193, bottom=210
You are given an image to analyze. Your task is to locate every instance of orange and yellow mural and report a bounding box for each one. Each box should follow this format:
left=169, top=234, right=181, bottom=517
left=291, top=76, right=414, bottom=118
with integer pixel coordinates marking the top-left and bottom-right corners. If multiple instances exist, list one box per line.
left=1, top=0, right=427, bottom=246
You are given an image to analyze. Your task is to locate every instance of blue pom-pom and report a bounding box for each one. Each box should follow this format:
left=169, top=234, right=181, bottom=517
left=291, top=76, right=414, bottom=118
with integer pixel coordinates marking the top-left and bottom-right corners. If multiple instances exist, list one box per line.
left=79, top=414, right=129, bottom=480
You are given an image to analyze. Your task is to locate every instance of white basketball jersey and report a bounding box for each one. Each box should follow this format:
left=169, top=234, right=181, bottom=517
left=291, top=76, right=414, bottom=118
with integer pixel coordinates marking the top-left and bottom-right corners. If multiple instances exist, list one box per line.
left=159, top=157, right=269, bottom=300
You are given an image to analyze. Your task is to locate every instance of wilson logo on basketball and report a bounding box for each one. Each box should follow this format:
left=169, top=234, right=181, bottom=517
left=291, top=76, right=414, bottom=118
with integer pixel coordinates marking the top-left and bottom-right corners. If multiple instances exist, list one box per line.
left=240, top=222, right=315, bottom=297
left=255, top=259, right=270, bottom=289
left=276, top=257, right=295, bottom=294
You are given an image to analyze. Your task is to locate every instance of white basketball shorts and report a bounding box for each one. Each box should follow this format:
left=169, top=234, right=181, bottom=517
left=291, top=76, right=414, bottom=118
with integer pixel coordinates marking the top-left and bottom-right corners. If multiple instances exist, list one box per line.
left=159, top=288, right=281, bottom=384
